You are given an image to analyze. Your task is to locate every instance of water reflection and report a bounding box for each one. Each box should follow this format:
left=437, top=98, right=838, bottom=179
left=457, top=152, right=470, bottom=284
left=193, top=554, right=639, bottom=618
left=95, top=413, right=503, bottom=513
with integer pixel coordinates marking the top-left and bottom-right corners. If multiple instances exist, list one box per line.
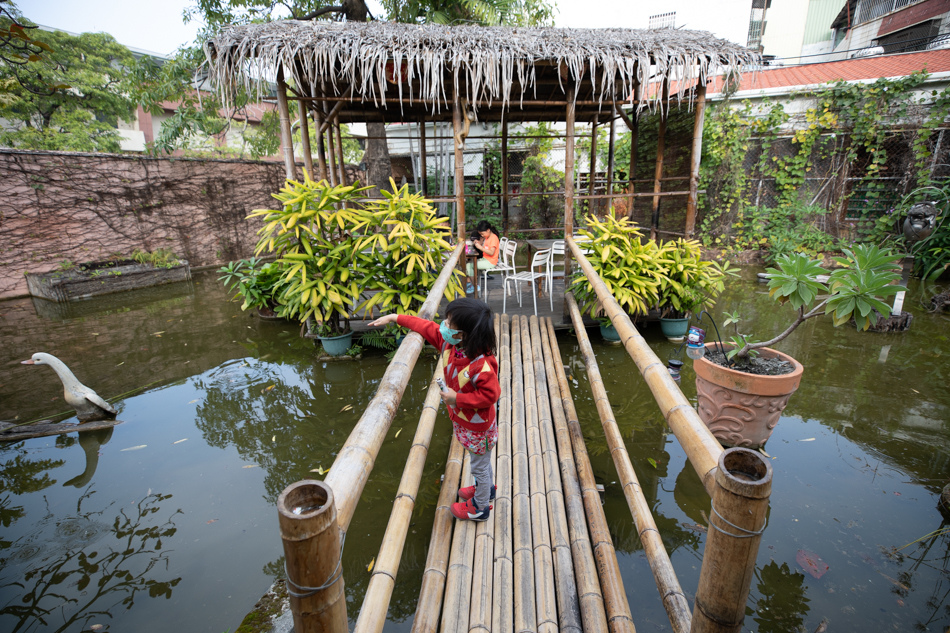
left=0, top=490, right=181, bottom=633
left=62, top=429, right=113, bottom=488
left=750, top=561, right=809, bottom=633
left=0, top=446, right=65, bottom=532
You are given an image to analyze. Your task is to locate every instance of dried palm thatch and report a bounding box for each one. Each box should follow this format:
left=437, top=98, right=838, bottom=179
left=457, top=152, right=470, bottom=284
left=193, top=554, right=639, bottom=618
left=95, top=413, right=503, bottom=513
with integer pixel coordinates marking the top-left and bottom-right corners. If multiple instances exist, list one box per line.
left=204, top=20, right=756, bottom=121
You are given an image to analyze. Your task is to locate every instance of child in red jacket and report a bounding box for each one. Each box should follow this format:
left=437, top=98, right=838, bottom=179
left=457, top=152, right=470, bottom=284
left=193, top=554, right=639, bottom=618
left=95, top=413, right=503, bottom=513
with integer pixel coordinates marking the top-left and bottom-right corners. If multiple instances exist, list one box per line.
left=369, top=298, right=499, bottom=521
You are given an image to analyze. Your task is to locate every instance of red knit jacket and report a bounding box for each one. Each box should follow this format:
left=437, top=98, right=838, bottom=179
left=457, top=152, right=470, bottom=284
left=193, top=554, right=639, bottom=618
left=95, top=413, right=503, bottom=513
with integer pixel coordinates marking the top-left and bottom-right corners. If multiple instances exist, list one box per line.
left=397, top=315, right=500, bottom=432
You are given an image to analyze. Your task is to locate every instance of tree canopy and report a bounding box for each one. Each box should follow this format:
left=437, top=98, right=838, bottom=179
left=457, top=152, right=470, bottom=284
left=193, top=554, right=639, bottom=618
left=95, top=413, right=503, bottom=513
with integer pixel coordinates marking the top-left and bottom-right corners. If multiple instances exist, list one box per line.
left=0, top=7, right=138, bottom=152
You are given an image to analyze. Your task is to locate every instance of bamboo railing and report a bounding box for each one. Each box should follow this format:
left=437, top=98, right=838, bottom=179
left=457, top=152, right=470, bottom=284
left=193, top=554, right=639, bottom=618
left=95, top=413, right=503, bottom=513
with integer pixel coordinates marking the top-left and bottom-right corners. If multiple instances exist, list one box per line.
left=565, top=294, right=691, bottom=633
left=565, top=236, right=724, bottom=497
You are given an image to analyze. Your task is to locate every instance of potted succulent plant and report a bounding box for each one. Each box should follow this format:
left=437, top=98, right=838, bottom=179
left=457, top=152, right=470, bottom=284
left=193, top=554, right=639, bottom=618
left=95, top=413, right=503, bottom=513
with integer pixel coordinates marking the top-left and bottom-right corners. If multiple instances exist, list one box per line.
left=692, top=245, right=904, bottom=448
left=655, top=238, right=730, bottom=342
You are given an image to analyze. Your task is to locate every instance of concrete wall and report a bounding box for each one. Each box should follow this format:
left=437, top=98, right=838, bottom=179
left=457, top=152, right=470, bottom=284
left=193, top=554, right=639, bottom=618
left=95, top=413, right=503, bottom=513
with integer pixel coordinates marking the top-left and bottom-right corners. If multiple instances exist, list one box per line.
left=0, top=149, right=286, bottom=300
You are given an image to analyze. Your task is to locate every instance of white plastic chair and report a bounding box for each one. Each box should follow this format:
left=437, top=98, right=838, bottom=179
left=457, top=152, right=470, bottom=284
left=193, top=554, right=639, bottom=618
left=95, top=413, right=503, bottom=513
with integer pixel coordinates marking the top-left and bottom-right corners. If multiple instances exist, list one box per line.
left=503, top=248, right=552, bottom=316
left=489, top=240, right=518, bottom=301
left=547, top=240, right=565, bottom=293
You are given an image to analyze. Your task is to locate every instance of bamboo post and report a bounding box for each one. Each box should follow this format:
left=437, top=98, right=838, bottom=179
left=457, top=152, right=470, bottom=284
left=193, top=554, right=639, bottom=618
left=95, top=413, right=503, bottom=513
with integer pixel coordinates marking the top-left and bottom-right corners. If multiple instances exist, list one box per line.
left=452, top=88, right=467, bottom=242
left=276, top=67, right=297, bottom=181
left=538, top=315, right=635, bottom=633
left=564, top=237, right=723, bottom=496
left=277, top=480, right=346, bottom=633
left=606, top=115, right=616, bottom=212
left=529, top=316, right=582, bottom=633
left=564, top=97, right=577, bottom=316
left=651, top=79, right=669, bottom=240
left=335, top=119, right=347, bottom=185
left=685, top=80, right=707, bottom=238
left=493, top=314, right=515, bottom=633
left=421, top=121, right=428, bottom=195
left=411, top=437, right=466, bottom=633
left=626, top=85, right=640, bottom=221
left=519, top=315, right=559, bottom=633
left=298, top=98, right=314, bottom=180
left=538, top=317, right=608, bottom=633
left=510, top=315, right=538, bottom=633
left=588, top=117, right=598, bottom=216
left=324, top=244, right=463, bottom=533
left=564, top=296, right=691, bottom=633
left=691, top=449, right=772, bottom=633
left=502, top=117, right=510, bottom=235
left=354, top=368, right=445, bottom=633
left=325, top=119, right=339, bottom=186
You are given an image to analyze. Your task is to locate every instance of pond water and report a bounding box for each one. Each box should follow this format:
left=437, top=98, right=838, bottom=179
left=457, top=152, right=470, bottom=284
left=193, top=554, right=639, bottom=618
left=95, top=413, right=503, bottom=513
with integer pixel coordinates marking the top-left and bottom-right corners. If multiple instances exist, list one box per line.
left=0, top=268, right=947, bottom=633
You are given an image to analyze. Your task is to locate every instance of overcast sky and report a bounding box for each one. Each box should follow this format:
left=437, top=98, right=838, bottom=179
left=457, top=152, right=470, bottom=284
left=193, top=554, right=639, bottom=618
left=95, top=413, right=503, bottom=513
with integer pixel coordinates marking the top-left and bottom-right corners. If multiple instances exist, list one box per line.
left=21, top=0, right=748, bottom=56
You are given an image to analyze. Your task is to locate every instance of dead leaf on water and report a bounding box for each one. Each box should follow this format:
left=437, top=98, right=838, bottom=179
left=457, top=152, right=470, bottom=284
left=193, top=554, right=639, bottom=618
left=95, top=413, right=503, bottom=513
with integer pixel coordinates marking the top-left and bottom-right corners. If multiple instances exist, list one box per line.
left=188, top=399, right=197, bottom=404
left=798, top=438, right=816, bottom=442
left=262, top=384, right=275, bottom=393
left=207, top=519, right=218, bottom=524
left=90, top=625, right=105, bottom=632
left=647, top=458, right=657, bottom=468
left=310, top=466, right=327, bottom=475
left=120, top=445, right=147, bottom=452
left=173, top=439, right=188, bottom=444
left=340, top=404, right=353, bottom=412
left=243, top=464, right=258, bottom=469
left=91, top=333, right=100, bottom=336
left=910, top=388, right=920, bottom=394
left=115, top=361, right=125, bottom=367
left=152, top=331, right=165, bottom=337
left=796, top=549, right=829, bottom=579
left=758, top=447, right=772, bottom=458
left=272, top=435, right=276, bottom=442
left=367, top=557, right=375, bottom=572
left=394, top=428, right=402, bottom=438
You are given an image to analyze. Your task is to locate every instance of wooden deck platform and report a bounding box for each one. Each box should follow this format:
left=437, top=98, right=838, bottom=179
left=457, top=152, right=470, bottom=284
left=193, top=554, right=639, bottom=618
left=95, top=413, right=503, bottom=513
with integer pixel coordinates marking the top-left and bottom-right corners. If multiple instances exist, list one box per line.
left=410, top=313, right=629, bottom=633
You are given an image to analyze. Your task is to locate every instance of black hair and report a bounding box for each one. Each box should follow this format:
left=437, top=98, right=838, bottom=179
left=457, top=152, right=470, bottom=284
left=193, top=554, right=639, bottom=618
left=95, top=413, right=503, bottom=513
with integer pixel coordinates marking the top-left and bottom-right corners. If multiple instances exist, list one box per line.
left=445, top=297, right=496, bottom=359
left=475, top=220, right=499, bottom=237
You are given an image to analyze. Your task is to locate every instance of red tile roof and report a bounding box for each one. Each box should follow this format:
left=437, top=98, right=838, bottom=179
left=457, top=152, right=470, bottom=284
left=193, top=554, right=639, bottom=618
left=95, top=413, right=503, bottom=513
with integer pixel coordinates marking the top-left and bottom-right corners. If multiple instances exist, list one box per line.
left=707, top=49, right=950, bottom=96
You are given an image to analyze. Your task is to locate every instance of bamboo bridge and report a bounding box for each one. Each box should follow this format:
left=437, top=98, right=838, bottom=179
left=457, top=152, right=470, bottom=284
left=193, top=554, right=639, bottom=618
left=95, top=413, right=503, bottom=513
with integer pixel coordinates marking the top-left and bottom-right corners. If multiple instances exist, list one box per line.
left=276, top=240, right=773, bottom=633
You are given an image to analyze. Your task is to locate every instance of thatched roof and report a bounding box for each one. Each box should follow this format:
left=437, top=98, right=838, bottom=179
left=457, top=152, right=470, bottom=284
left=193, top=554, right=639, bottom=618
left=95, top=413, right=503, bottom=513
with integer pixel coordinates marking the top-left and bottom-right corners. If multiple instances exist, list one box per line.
left=204, top=20, right=757, bottom=123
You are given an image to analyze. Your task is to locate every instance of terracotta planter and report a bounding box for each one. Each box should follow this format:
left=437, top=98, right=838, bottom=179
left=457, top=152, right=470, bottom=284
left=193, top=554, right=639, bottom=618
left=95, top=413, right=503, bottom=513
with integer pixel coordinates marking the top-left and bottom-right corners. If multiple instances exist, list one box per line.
left=693, top=343, right=804, bottom=449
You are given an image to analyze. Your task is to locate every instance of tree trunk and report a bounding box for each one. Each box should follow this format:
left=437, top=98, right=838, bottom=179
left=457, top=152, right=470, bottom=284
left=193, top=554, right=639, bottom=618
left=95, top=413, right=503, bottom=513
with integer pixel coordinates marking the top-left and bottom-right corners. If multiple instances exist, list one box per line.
left=365, top=121, right=393, bottom=197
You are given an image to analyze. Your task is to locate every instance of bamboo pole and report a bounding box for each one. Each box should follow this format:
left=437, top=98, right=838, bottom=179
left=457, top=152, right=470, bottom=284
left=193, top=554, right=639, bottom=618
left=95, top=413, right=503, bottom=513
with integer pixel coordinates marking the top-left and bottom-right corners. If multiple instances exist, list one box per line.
left=650, top=79, right=669, bottom=240
left=354, top=368, right=445, bottom=633
left=606, top=115, right=616, bottom=212
left=421, top=121, right=428, bottom=196
left=502, top=117, right=510, bottom=235
left=538, top=316, right=635, bottom=633
left=519, top=315, right=559, bottom=633
left=276, top=67, right=297, bottom=181
left=685, top=81, right=707, bottom=238
left=691, top=449, right=772, bottom=633
left=510, top=315, right=538, bottom=633
left=588, top=116, right=598, bottom=216
left=440, top=453, right=477, bottom=633
left=412, top=437, right=466, bottom=633
left=335, top=119, right=347, bottom=185
left=564, top=296, right=691, bottom=633
left=530, top=316, right=583, bottom=633
left=540, top=318, right=608, bottom=633
left=627, top=84, right=640, bottom=223
left=325, top=244, right=463, bottom=533
left=539, top=319, right=608, bottom=633
left=564, top=237, right=723, bottom=496
left=311, top=87, right=328, bottom=181
left=298, top=99, right=314, bottom=180
left=493, top=314, right=514, bottom=633
left=325, top=119, right=339, bottom=186
left=277, top=480, right=346, bottom=633
left=452, top=88, right=467, bottom=242
left=564, top=97, right=577, bottom=312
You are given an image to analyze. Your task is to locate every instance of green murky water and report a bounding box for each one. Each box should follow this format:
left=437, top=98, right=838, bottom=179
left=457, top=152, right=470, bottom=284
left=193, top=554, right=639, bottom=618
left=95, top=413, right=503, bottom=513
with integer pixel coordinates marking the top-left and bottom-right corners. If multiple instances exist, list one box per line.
left=0, top=268, right=947, bottom=632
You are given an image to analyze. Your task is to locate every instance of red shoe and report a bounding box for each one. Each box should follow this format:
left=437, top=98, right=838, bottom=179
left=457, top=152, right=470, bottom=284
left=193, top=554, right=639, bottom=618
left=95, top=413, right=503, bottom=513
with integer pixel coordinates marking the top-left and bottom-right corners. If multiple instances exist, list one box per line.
left=458, top=484, right=496, bottom=501
left=450, top=498, right=492, bottom=521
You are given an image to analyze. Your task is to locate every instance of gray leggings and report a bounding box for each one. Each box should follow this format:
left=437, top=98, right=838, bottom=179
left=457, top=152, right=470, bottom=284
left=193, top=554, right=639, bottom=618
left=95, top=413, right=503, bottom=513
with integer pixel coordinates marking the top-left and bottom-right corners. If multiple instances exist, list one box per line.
left=469, top=448, right=494, bottom=509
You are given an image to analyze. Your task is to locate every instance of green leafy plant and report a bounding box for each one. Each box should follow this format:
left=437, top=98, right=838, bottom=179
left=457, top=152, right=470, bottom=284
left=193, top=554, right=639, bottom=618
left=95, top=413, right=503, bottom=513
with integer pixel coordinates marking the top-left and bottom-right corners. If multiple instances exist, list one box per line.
left=569, top=214, right=666, bottom=318
left=218, top=257, right=286, bottom=312
left=131, top=248, right=181, bottom=268
left=655, top=238, right=731, bottom=318
left=725, top=245, right=905, bottom=363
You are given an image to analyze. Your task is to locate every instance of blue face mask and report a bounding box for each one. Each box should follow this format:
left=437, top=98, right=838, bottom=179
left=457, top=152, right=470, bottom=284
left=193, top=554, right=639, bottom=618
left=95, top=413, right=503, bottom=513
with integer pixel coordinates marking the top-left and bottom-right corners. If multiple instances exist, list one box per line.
left=440, top=319, right=462, bottom=346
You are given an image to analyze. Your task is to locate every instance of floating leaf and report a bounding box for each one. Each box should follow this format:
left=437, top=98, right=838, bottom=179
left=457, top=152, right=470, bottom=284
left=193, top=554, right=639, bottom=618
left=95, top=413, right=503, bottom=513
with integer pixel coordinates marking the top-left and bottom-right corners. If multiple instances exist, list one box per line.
left=173, top=438, right=188, bottom=444
left=796, top=549, right=829, bottom=579
left=340, top=404, right=353, bottom=412
left=272, top=435, right=276, bottom=442
left=647, top=458, right=657, bottom=469
left=798, top=437, right=816, bottom=442
left=263, top=384, right=275, bottom=393
left=243, top=464, right=258, bottom=469
left=90, top=625, right=105, bottom=632
left=152, top=331, right=165, bottom=337
left=115, top=361, right=125, bottom=366
left=207, top=519, right=218, bottom=524
left=310, top=466, right=327, bottom=475
left=188, top=399, right=197, bottom=404
left=367, top=556, right=375, bottom=572
left=758, top=447, right=772, bottom=458
left=120, top=445, right=147, bottom=452
left=395, top=428, right=402, bottom=438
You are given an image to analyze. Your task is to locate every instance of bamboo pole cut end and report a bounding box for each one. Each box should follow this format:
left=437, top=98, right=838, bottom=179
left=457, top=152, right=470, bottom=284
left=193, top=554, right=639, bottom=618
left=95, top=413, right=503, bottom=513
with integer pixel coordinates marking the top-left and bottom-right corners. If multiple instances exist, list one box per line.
left=278, top=479, right=337, bottom=539
left=716, top=448, right=772, bottom=500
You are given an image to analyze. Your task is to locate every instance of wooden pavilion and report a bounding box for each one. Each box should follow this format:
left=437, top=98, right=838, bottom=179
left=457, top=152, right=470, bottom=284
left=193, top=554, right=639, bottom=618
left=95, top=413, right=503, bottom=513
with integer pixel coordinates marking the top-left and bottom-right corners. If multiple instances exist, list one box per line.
left=205, top=21, right=771, bottom=633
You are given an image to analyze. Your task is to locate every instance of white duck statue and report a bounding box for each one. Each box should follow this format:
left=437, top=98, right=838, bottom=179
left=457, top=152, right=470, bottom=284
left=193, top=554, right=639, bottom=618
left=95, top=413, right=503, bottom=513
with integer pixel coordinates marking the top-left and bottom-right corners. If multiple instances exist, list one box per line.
left=21, top=352, right=117, bottom=422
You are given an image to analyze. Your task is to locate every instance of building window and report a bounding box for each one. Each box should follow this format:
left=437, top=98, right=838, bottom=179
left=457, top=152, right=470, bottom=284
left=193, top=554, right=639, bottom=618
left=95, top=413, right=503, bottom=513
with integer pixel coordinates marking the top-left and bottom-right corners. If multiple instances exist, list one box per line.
left=876, top=19, right=942, bottom=53
left=747, top=0, right=771, bottom=51
left=856, top=0, right=926, bottom=25
left=649, top=11, right=676, bottom=29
